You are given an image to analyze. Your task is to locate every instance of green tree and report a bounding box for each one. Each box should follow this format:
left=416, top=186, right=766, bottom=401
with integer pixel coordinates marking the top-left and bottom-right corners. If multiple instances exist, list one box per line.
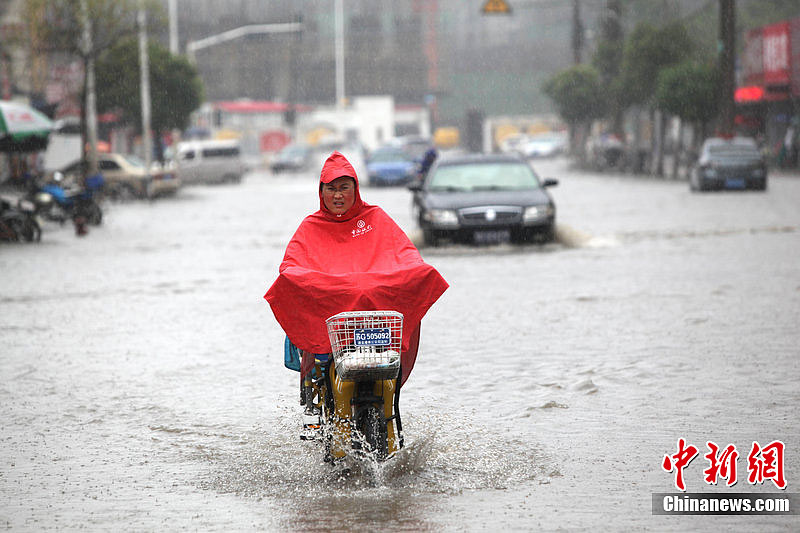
left=543, top=64, right=606, bottom=164
left=656, top=60, right=719, bottom=177
left=591, top=0, right=625, bottom=137
left=23, top=0, right=164, bottom=172
left=24, top=0, right=142, bottom=59
left=96, top=39, right=203, bottom=135
left=544, top=65, right=606, bottom=125
left=617, top=21, right=693, bottom=175
left=656, top=61, right=719, bottom=127
left=619, top=22, right=694, bottom=109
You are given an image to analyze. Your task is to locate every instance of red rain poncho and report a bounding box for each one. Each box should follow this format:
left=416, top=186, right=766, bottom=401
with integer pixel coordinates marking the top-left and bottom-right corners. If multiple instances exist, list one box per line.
left=264, top=151, right=448, bottom=384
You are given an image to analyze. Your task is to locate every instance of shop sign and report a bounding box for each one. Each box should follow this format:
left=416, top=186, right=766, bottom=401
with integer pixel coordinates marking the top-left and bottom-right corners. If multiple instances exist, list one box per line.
left=762, top=22, right=790, bottom=85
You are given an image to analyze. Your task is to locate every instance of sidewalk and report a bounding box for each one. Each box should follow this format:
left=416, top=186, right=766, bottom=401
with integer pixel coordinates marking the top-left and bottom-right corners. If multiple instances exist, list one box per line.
left=771, top=167, right=800, bottom=179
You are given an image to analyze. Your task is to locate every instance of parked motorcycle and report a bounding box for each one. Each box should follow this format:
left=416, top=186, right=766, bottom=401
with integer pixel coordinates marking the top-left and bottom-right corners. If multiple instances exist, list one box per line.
left=300, top=310, right=405, bottom=463
left=34, top=173, right=103, bottom=226
left=0, top=195, right=40, bottom=242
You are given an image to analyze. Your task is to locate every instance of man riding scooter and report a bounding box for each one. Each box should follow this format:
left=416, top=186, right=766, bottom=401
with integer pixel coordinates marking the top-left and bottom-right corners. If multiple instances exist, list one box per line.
left=264, top=151, right=448, bottom=460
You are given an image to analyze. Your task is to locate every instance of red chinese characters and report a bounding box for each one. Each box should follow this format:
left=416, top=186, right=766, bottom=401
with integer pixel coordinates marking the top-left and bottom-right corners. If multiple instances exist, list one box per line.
left=663, top=438, right=699, bottom=491
left=747, top=440, right=786, bottom=490
left=663, top=439, right=787, bottom=491
left=704, top=441, right=739, bottom=487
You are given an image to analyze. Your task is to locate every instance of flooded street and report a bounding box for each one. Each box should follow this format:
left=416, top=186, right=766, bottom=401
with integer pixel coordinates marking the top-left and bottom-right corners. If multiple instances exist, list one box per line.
left=2, top=157, right=799, bottom=531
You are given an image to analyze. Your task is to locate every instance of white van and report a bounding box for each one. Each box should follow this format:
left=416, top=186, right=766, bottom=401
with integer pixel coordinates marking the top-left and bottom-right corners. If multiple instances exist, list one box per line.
left=174, top=139, right=244, bottom=184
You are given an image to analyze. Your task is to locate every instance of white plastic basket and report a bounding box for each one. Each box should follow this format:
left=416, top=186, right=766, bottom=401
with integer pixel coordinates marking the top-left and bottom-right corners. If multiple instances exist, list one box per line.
left=325, top=310, right=403, bottom=381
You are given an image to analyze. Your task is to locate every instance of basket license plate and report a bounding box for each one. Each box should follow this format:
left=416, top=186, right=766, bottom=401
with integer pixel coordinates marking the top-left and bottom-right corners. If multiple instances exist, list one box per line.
left=354, top=328, right=391, bottom=346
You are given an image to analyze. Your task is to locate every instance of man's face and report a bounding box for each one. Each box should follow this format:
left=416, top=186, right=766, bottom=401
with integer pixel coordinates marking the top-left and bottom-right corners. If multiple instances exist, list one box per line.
left=322, top=176, right=356, bottom=215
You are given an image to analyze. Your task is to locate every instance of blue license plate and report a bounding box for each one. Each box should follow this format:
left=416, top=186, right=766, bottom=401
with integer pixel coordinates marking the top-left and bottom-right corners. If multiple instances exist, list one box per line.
left=474, top=229, right=511, bottom=244
left=354, top=328, right=391, bottom=346
left=725, top=178, right=745, bottom=189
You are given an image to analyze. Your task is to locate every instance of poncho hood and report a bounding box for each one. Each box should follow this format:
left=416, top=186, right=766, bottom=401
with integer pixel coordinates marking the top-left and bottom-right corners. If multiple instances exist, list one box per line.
left=318, top=151, right=364, bottom=222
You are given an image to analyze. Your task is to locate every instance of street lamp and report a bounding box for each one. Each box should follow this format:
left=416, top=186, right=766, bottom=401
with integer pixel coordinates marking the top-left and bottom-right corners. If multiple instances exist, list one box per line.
left=186, top=23, right=303, bottom=63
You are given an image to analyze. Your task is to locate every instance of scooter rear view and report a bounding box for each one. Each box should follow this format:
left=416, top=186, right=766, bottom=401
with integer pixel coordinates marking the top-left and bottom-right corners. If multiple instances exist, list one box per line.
left=300, top=310, right=404, bottom=463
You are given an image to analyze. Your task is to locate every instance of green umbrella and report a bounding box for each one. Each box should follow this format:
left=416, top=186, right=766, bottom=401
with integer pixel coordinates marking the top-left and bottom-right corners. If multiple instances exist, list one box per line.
left=0, top=100, right=55, bottom=152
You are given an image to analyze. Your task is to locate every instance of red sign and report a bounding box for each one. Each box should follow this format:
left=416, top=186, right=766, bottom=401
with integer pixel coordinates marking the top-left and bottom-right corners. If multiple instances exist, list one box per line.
left=260, top=130, right=290, bottom=153
left=734, top=86, right=764, bottom=103
left=762, top=22, right=791, bottom=85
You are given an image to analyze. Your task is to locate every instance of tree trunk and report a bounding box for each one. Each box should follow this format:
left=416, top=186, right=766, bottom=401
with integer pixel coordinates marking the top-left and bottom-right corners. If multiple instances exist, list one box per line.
left=648, top=107, right=657, bottom=175
left=652, top=110, right=666, bottom=177
left=671, top=117, right=683, bottom=180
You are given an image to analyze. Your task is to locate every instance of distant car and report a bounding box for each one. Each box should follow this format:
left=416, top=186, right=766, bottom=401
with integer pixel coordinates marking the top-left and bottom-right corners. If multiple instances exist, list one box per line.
left=270, top=143, right=313, bottom=173
left=366, top=146, right=417, bottom=186
left=175, top=139, right=244, bottom=184
left=408, top=153, right=558, bottom=246
left=690, top=136, right=767, bottom=191
left=55, top=153, right=180, bottom=200
left=518, top=131, right=568, bottom=158
left=498, top=133, right=530, bottom=155
left=387, top=135, right=434, bottom=162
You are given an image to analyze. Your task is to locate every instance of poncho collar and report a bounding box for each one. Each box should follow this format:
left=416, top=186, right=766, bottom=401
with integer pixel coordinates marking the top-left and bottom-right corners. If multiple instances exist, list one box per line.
left=318, top=151, right=364, bottom=222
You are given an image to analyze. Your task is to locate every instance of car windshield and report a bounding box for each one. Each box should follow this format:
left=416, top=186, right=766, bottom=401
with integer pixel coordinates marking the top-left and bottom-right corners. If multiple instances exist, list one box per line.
left=428, top=162, right=541, bottom=191
left=370, top=150, right=409, bottom=163
left=122, top=154, right=145, bottom=168
left=706, top=145, right=761, bottom=160
left=280, top=145, right=307, bottom=157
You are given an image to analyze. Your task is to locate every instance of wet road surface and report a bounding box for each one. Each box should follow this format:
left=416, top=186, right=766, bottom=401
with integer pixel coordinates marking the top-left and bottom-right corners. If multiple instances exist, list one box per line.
left=2, top=157, right=799, bottom=531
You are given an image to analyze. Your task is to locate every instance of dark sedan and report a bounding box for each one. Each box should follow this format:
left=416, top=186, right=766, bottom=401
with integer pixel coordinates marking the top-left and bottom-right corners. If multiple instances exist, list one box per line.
left=408, top=153, right=557, bottom=246
left=690, top=137, right=767, bottom=191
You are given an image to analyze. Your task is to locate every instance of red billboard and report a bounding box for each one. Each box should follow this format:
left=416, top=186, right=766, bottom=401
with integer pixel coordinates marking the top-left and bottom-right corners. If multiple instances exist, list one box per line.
left=762, top=21, right=791, bottom=85
left=742, top=18, right=800, bottom=98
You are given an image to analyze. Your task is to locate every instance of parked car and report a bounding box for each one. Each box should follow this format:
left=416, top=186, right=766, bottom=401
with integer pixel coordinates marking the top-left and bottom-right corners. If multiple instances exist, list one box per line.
left=408, top=153, right=558, bottom=246
left=518, top=131, right=568, bottom=159
left=366, top=146, right=417, bottom=186
left=690, top=136, right=767, bottom=191
left=174, top=139, right=244, bottom=184
left=54, top=153, right=180, bottom=200
left=498, top=133, right=530, bottom=155
left=270, top=143, right=313, bottom=173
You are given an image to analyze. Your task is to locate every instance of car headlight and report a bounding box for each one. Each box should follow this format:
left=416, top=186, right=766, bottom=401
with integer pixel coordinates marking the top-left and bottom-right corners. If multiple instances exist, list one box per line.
left=426, top=209, right=459, bottom=226
left=523, top=205, right=553, bottom=221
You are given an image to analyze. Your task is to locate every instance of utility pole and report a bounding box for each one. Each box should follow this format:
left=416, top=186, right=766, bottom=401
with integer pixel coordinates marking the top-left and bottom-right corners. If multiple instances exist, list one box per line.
left=79, top=0, right=98, bottom=176
left=719, top=0, right=735, bottom=136
left=138, top=2, right=152, bottom=176
left=571, top=0, right=584, bottom=64
left=168, top=0, right=178, bottom=54
left=335, top=0, right=345, bottom=109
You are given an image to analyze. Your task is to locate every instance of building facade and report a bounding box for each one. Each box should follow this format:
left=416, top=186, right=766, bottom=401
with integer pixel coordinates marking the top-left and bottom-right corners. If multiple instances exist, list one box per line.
left=737, top=17, right=800, bottom=163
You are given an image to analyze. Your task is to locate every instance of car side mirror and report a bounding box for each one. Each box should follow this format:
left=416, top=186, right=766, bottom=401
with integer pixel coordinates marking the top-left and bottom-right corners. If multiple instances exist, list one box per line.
left=542, top=178, right=558, bottom=187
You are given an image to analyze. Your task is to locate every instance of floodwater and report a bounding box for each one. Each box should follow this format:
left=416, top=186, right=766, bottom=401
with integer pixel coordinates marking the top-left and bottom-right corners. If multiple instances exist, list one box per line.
left=1, top=158, right=799, bottom=531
